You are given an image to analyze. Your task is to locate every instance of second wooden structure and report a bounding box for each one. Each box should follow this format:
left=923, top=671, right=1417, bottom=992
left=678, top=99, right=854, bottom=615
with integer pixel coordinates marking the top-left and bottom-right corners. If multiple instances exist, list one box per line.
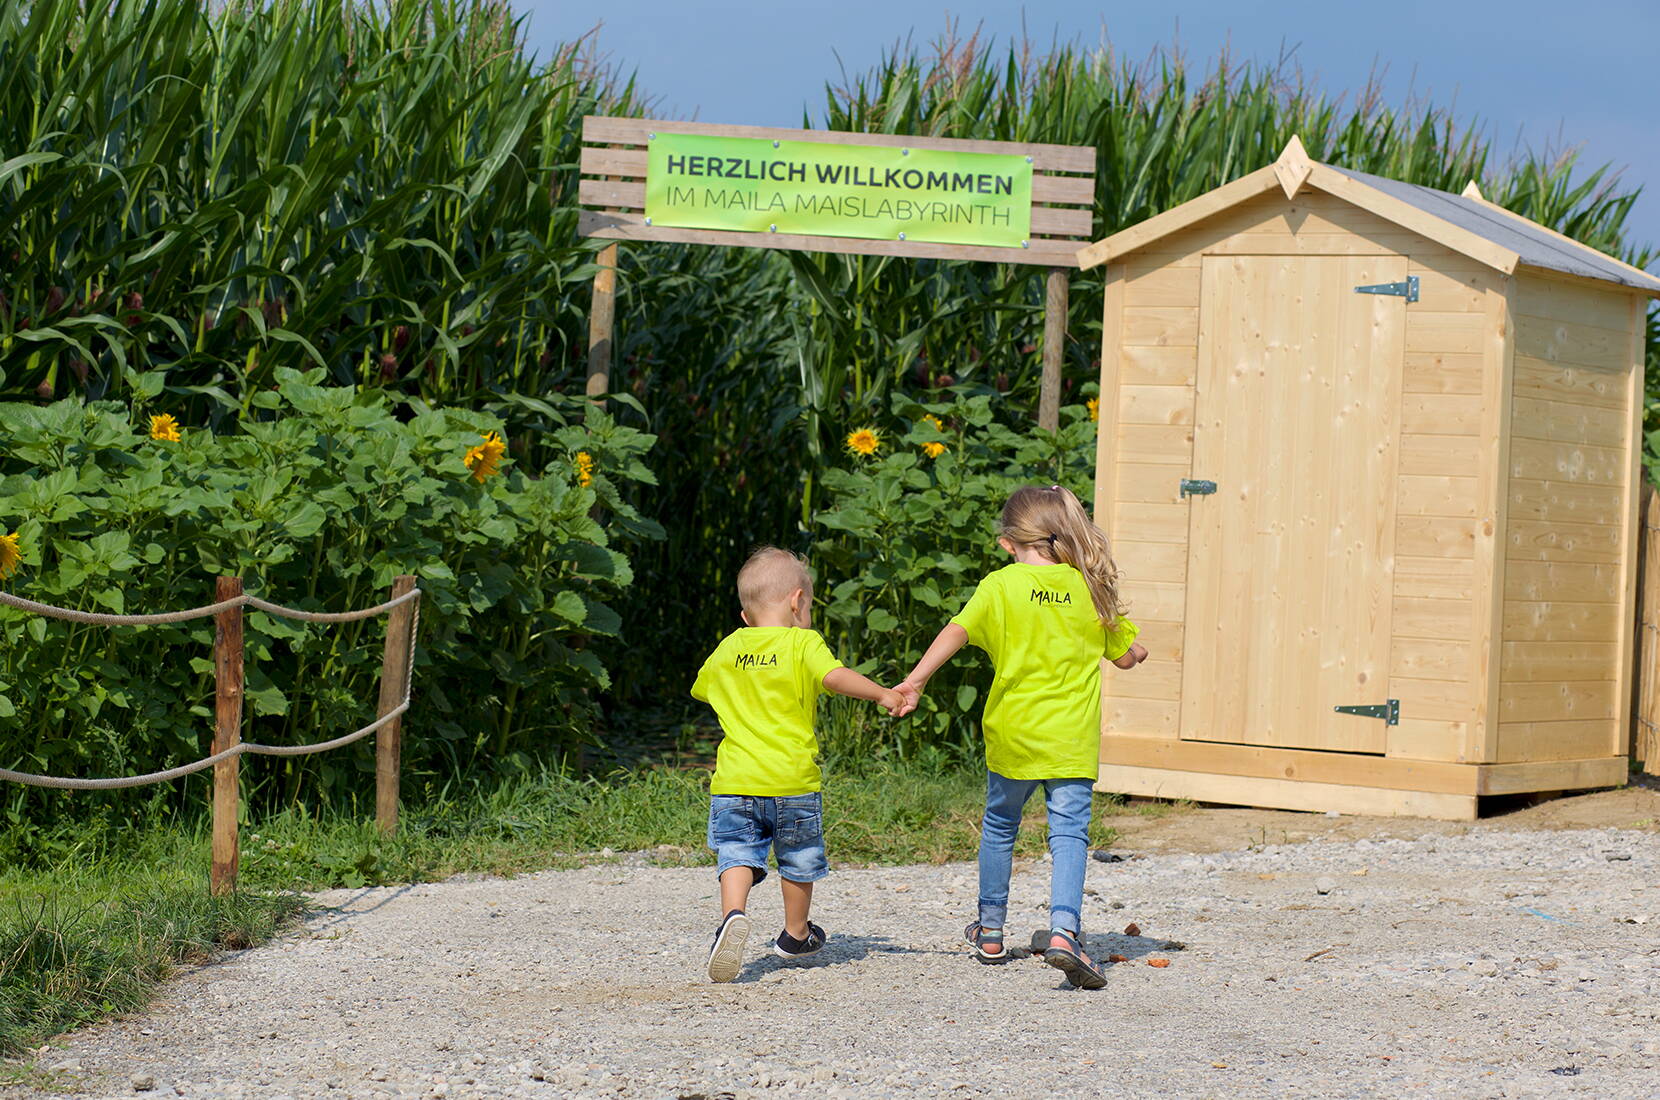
left=1079, top=138, right=1660, bottom=819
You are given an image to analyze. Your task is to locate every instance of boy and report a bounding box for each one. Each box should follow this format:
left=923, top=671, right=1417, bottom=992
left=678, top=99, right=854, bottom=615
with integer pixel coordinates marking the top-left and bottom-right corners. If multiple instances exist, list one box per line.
left=691, top=546, right=904, bottom=983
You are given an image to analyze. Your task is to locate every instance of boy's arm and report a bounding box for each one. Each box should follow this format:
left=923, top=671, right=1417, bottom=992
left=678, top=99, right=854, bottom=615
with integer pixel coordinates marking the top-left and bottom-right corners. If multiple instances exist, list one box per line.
left=823, top=667, right=905, bottom=716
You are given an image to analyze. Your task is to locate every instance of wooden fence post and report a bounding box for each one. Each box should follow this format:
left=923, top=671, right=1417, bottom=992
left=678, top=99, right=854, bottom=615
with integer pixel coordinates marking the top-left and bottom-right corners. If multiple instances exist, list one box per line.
left=1636, top=486, right=1660, bottom=776
left=1037, top=266, right=1069, bottom=432
left=375, top=575, right=418, bottom=835
left=211, top=576, right=244, bottom=896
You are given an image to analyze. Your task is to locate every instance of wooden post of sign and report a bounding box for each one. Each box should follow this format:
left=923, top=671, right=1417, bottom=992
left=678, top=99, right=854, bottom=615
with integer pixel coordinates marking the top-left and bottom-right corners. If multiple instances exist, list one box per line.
left=375, top=574, right=418, bottom=835
left=587, top=243, right=617, bottom=400
left=1037, top=267, right=1068, bottom=432
left=211, top=576, right=244, bottom=896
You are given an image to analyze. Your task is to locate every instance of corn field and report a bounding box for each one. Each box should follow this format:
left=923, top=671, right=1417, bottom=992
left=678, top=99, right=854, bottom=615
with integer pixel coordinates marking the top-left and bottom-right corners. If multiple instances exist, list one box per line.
left=3, top=0, right=1656, bottom=774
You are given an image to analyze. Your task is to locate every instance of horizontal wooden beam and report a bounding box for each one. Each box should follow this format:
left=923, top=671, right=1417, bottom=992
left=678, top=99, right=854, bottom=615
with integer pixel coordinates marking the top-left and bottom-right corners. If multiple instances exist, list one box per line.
left=1100, top=735, right=1630, bottom=799
left=578, top=210, right=1082, bottom=267
left=582, top=115, right=1096, bottom=174
left=1097, top=763, right=1479, bottom=820
left=1475, top=755, right=1629, bottom=795
left=575, top=178, right=1093, bottom=238
left=1102, top=734, right=1475, bottom=793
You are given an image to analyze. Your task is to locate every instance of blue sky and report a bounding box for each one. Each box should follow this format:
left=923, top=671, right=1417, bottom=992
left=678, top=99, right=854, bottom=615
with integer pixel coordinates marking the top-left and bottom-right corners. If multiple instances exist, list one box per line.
left=517, top=0, right=1660, bottom=267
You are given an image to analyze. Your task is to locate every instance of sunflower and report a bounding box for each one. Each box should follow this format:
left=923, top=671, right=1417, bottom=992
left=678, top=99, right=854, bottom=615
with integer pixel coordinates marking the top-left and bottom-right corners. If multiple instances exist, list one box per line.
left=845, top=427, right=881, bottom=457
left=919, top=414, right=946, bottom=459
left=0, top=531, right=20, bottom=580
left=463, top=431, right=507, bottom=483
left=1087, top=398, right=1099, bottom=422
left=575, top=450, right=595, bottom=488
left=149, top=413, right=182, bottom=442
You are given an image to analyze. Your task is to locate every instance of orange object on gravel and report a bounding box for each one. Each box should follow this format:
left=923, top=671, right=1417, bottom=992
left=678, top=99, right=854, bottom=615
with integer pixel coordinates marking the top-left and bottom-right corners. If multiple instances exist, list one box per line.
left=1124, top=922, right=1141, bottom=936
left=1108, top=954, right=1129, bottom=963
left=1148, top=958, right=1170, bottom=968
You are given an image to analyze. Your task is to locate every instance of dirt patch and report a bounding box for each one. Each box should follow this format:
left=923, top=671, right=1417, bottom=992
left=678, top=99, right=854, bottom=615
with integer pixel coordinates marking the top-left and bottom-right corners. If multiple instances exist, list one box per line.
left=1100, top=780, right=1660, bottom=856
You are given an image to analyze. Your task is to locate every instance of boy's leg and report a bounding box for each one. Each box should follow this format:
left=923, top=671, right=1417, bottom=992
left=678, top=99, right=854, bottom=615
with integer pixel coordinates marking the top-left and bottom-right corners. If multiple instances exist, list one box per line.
left=780, top=877, right=813, bottom=939
left=706, top=796, right=768, bottom=983
left=773, top=794, right=829, bottom=958
left=1041, top=778, right=1095, bottom=936
left=720, top=865, right=757, bottom=916
left=708, top=795, right=769, bottom=915
left=977, top=771, right=1038, bottom=933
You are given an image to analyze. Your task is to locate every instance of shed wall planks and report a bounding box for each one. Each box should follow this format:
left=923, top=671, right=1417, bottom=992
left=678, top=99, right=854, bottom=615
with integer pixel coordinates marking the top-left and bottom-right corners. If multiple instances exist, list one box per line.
left=1492, top=274, right=1641, bottom=763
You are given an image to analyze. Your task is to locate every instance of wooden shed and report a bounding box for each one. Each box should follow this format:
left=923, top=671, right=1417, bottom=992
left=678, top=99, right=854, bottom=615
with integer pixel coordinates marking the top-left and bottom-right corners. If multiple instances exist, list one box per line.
left=1079, top=137, right=1660, bottom=820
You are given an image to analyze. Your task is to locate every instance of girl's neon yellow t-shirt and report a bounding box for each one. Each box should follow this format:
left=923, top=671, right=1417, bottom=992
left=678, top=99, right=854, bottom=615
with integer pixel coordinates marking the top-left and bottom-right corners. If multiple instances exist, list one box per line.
left=951, top=562, right=1139, bottom=781
left=691, top=626, right=844, bottom=796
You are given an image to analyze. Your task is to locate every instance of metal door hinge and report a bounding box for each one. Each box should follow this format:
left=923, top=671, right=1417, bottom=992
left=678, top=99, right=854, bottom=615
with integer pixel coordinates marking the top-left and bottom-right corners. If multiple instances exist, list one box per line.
left=1353, top=276, right=1418, bottom=302
left=1333, top=699, right=1399, bottom=725
left=1179, top=478, right=1217, bottom=498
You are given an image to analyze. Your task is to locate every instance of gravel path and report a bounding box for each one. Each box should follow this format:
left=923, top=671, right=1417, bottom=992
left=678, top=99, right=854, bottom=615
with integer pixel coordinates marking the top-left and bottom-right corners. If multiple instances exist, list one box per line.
left=18, top=826, right=1660, bottom=1099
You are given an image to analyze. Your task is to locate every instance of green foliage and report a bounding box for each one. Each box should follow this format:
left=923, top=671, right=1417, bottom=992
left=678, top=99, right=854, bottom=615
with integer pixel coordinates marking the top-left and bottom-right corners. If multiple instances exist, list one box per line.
left=0, top=0, right=634, bottom=447
left=0, top=371, right=657, bottom=836
left=813, top=391, right=1100, bottom=758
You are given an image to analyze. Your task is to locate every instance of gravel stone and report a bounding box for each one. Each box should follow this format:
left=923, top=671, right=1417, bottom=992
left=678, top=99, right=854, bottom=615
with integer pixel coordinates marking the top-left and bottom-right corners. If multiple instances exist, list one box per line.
left=13, top=825, right=1660, bottom=1099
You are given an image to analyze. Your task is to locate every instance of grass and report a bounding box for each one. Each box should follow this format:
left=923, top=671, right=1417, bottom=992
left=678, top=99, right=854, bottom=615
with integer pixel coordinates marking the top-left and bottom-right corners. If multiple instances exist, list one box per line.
left=0, top=860, right=304, bottom=1061
left=0, top=760, right=1149, bottom=1057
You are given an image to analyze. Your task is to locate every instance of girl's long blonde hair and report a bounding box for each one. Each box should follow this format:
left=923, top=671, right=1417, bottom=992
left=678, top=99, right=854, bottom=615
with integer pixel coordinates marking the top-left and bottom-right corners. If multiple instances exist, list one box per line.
left=1000, top=485, right=1125, bottom=625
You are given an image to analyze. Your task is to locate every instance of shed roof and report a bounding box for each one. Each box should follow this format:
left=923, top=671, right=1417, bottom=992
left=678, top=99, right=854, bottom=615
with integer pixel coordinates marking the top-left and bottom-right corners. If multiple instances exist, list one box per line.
left=1077, top=138, right=1660, bottom=297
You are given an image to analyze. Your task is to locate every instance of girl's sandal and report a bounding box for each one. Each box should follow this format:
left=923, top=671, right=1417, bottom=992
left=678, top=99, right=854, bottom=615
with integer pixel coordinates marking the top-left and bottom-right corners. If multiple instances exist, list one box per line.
left=964, top=922, right=1010, bottom=964
left=1041, top=928, right=1107, bottom=990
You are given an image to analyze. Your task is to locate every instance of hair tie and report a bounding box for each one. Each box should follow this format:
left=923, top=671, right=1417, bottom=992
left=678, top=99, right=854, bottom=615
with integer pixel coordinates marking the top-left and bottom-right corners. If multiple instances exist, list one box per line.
left=1046, top=533, right=1058, bottom=546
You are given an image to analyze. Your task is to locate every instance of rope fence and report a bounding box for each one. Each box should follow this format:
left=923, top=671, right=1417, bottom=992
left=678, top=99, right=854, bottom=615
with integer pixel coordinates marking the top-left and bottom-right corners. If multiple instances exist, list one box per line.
left=0, top=575, right=421, bottom=893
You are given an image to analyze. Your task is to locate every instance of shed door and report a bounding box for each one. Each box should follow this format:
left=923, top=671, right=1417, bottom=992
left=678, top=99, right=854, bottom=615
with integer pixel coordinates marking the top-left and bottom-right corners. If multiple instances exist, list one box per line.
left=1180, top=255, right=1406, bottom=754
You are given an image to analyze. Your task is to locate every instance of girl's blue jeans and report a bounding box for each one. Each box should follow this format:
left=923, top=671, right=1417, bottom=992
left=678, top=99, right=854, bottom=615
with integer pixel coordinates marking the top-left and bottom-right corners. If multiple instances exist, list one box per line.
left=978, top=771, right=1094, bottom=935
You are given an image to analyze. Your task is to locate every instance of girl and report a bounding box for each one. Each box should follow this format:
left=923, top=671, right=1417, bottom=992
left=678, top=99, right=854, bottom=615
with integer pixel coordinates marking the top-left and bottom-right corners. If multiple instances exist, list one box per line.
left=895, top=485, right=1146, bottom=990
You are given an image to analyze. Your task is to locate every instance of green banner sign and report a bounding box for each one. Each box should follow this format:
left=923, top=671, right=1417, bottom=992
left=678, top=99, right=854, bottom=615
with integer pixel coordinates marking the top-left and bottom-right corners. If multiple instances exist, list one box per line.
left=645, top=133, right=1033, bottom=249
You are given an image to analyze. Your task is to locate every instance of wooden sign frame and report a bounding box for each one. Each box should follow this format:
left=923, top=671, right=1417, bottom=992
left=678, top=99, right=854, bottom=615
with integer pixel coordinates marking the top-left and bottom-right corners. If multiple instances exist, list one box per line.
left=578, top=115, right=1097, bottom=430
left=578, top=116, right=1095, bottom=267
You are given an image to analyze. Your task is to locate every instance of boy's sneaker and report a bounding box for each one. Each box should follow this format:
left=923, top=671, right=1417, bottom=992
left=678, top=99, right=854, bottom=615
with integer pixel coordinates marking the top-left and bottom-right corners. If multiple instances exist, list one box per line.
left=773, top=921, right=827, bottom=959
left=707, top=909, right=751, bottom=983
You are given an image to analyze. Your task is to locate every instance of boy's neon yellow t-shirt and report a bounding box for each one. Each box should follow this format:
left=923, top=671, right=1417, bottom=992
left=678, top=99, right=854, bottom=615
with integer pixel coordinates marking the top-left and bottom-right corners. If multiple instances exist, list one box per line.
left=691, top=626, right=844, bottom=796
left=951, top=562, right=1139, bottom=781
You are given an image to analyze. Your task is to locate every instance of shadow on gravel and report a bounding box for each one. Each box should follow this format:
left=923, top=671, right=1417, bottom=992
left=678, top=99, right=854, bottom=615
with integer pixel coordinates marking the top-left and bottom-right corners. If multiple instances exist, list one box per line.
left=306, top=884, right=417, bottom=931
left=1001, top=930, right=1187, bottom=964
left=734, top=934, right=943, bottom=982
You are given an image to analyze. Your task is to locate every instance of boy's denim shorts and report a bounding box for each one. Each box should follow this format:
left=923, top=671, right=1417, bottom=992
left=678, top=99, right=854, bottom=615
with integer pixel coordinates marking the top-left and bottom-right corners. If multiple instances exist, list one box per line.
left=707, top=792, right=828, bottom=885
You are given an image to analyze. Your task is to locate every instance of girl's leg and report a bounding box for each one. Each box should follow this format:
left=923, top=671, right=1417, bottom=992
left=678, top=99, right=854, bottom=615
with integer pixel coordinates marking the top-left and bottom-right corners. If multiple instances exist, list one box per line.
left=1042, top=778, right=1095, bottom=935
left=978, top=771, right=1037, bottom=931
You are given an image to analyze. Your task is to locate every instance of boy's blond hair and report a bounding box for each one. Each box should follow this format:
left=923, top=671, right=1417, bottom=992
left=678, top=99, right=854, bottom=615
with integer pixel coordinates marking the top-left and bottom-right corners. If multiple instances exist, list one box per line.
left=737, top=546, right=812, bottom=616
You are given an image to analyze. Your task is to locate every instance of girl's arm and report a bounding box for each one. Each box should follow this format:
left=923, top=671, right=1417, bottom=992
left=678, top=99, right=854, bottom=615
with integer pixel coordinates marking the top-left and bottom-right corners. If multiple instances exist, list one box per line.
left=899, top=623, right=969, bottom=698
left=823, top=667, right=906, bottom=716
